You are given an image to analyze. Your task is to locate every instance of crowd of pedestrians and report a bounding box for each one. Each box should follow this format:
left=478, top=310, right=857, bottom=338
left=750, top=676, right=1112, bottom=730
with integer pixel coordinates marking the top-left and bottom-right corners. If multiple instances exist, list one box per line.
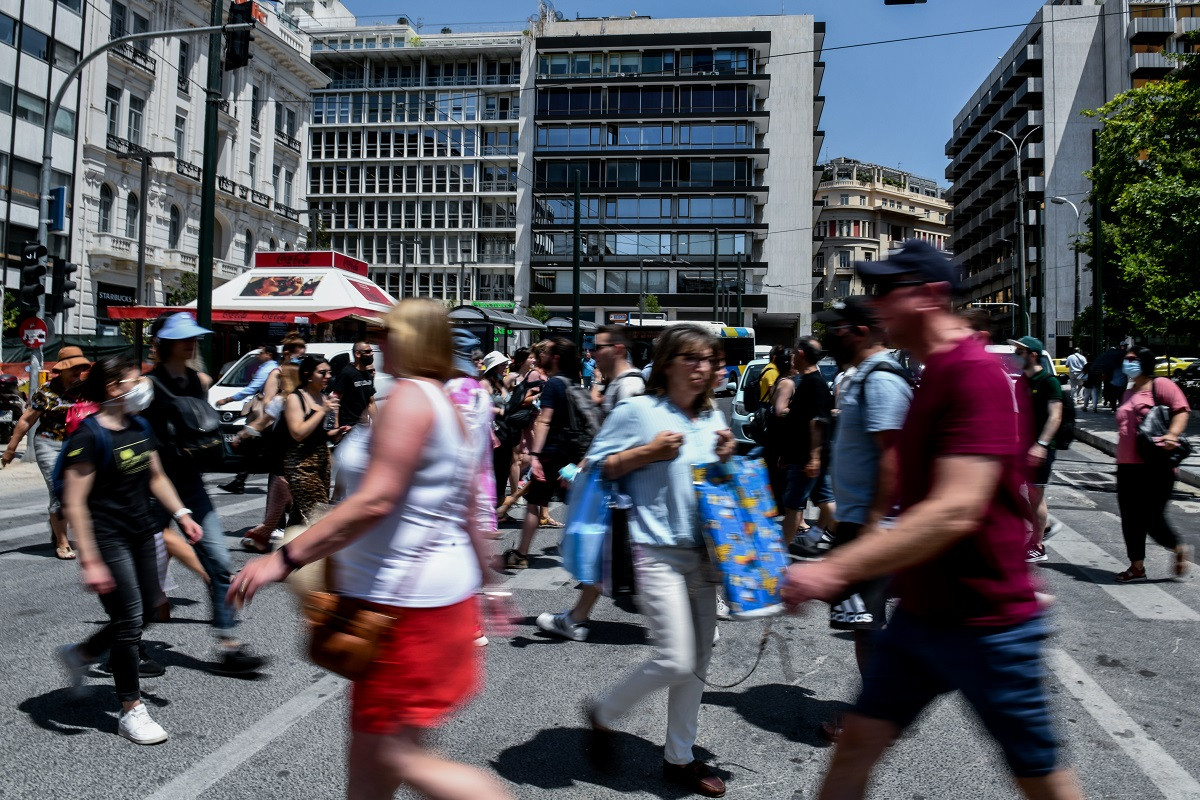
left=4, top=238, right=1193, bottom=799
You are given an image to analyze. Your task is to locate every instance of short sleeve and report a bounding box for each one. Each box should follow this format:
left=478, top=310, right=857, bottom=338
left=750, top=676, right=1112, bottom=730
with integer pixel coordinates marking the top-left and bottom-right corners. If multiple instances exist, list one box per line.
left=863, top=372, right=913, bottom=434
left=31, top=389, right=51, bottom=413
left=1045, top=374, right=1063, bottom=400
left=61, top=424, right=99, bottom=468
left=1157, top=378, right=1191, bottom=414
left=935, top=357, right=1022, bottom=457
left=540, top=378, right=567, bottom=412
left=586, top=400, right=649, bottom=463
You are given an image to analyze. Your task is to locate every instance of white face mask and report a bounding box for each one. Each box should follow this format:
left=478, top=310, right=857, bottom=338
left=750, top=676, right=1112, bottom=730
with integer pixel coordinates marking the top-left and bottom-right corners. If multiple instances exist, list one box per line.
left=105, top=379, right=154, bottom=414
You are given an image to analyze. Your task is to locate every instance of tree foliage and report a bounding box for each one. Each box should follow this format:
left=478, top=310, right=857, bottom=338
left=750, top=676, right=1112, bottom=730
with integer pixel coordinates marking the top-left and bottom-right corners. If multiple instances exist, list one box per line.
left=527, top=303, right=550, bottom=323
left=2, top=290, right=17, bottom=335
left=1083, top=35, right=1200, bottom=341
left=166, top=272, right=199, bottom=307
left=642, top=293, right=662, bottom=314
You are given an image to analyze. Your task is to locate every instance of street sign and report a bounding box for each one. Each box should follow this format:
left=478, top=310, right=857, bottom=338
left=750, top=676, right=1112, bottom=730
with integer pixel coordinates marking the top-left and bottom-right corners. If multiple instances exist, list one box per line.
left=18, top=317, right=48, bottom=349
left=607, top=312, right=629, bottom=323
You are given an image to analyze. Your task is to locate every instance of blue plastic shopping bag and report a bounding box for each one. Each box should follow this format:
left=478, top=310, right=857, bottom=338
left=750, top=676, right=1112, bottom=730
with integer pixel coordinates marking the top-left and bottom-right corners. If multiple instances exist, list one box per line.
left=693, top=459, right=788, bottom=618
left=562, top=461, right=611, bottom=585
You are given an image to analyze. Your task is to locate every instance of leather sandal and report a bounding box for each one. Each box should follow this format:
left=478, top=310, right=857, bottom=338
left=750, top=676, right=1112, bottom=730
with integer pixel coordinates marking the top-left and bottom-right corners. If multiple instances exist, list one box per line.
left=1114, top=566, right=1147, bottom=583
left=662, top=760, right=726, bottom=798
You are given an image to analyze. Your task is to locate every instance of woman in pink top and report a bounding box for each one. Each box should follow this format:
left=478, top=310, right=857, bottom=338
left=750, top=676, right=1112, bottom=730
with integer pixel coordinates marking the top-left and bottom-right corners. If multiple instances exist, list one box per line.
left=1113, top=346, right=1191, bottom=583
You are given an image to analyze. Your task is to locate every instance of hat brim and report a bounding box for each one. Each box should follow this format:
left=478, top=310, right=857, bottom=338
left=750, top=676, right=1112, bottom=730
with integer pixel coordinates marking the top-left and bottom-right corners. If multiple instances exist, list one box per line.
left=54, top=357, right=91, bottom=370
left=853, top=259, right=913, bottom=281
left=815, top=308, right=847, bottom=324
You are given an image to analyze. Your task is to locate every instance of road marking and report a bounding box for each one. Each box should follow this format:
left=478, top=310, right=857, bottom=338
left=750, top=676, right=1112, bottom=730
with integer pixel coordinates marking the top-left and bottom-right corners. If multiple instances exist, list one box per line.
left=1174, top=500, right=1200, bottom=514
left=1045, top=517, right=1199, bottom=622
left=143, top=673, right=346, bottom=800
left=1046, top=648, right=1200, bottom=800
left=1046, top=485, right=1096, bottom=509
left=0, top=502, right=50, bottom=521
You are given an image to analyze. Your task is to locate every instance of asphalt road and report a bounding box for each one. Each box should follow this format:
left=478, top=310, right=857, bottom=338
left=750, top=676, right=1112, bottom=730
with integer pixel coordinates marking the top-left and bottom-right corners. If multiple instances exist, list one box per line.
left=1, top=437, right=1198, bottom=800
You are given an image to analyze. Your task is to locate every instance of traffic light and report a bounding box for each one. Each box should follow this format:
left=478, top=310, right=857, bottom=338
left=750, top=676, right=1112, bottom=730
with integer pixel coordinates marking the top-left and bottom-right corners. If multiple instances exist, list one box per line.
left=46, top=257, right=78, bottom=318
left=224, top=1, right=255, bottom=71
left=19, top=242, right=47, bottom=317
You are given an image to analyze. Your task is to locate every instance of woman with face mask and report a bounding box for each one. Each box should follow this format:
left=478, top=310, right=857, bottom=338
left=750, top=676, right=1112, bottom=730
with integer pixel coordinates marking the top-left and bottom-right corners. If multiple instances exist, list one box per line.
left=56, top=355, right=203, bottom=745
left=1113, top=346, right=1192, bottom=582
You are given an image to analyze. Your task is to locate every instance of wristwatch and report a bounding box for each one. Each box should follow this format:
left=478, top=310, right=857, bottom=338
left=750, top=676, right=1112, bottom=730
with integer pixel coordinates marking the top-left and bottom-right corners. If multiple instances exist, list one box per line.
left=1036, top=440, right=1050, bottom=448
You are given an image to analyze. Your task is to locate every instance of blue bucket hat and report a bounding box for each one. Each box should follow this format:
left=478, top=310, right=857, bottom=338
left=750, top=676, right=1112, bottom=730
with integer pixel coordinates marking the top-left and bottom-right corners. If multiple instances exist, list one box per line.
left=155, top=312, right=212, bottom=340
left=451, top=328, right=481, bottom=376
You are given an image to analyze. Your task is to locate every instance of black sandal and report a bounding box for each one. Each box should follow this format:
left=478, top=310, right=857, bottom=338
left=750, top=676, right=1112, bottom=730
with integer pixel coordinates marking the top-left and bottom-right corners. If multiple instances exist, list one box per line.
left=1114, top=566, right=1147, bottom=583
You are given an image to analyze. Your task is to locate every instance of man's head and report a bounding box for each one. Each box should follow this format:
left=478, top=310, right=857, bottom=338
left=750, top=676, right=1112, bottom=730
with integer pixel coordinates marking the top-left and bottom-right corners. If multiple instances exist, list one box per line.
left=793, top=336, right=823, bottom=370
left=816, top=296, right=881, bottom=366
left=593, top=325, right=632, bottom=377
left=960, top=308, right=994, bottom=345
left=352, top=341, right=372, bottom=368
left=1008, top=336, right=1045, bottom=373
left=258, top=344, right=279, bottom=364
left=543, top=336, right=578, bottom=378
left=855, top=239, right=960, bottom=350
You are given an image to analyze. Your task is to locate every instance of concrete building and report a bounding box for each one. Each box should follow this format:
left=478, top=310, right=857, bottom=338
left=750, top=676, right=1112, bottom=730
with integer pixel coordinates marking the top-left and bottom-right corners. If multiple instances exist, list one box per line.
left=69, top=0, right=326, bottom=335
left=945, top=0, right=1199, bottom=353
left=0, top=0, right=85, bottom=330
left=526, top=14, right=825, bottom=340
left=303, top=20, right=524, bottom=308
left=812, top=157, right=950, bottom=315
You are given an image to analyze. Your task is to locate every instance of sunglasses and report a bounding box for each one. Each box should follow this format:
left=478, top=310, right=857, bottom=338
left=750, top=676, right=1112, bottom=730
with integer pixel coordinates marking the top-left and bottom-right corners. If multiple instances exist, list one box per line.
left=675, top=353, right=718, bottom=369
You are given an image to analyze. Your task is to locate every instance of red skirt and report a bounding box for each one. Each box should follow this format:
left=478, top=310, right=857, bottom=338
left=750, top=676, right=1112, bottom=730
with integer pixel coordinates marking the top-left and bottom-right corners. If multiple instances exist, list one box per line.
left=350, top=595, right=482, bottom=734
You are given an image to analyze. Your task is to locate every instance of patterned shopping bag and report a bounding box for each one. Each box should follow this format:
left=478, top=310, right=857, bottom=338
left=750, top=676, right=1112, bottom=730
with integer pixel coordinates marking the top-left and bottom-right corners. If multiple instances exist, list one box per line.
left=693, top=460, right=789, bottom=619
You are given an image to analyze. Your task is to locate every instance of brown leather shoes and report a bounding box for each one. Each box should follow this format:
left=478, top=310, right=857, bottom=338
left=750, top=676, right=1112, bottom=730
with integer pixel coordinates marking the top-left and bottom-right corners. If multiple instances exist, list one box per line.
left=663, top=760, right=726, bottom=797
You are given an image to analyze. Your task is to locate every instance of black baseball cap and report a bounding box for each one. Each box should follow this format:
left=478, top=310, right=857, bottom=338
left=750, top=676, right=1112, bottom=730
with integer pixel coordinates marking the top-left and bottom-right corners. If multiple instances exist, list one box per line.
left=855, top=239, right=959, bottom=292
left=816, top=296, right=879, bottom=329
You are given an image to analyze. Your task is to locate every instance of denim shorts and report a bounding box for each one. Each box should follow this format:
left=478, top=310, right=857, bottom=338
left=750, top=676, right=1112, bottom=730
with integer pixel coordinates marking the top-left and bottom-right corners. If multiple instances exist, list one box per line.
left=781, top=463, right=834, bottom=511
left=855, top=610, right=1058, bottom=778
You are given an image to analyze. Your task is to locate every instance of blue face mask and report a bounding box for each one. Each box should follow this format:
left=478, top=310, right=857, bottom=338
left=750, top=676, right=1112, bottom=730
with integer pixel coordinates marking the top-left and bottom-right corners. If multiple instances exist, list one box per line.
left=1122, top=360, right=1142, bottom=379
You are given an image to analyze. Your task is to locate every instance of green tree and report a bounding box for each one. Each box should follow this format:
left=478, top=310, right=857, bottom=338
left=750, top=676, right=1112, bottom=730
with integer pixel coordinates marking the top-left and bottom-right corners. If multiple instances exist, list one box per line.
left=1083, top=35, right=1200, bottom=343
left=166, top=272, right=199, bottom=306
left=2, top=290, right=17, bottom=335
left=527, top=303, right=551, bottom=323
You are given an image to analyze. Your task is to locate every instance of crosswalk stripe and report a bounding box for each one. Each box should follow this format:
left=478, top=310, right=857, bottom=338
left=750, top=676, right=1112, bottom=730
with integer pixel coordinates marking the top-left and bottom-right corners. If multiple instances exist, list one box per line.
left=499, top=563, right=577, bottom=591
left=1045, top=517, right=1199, bottom=622
left=1046, top=648, right=1200, bottom=799
left=1045, top=485, right=1096, bottom=509
left=0, top=502, right=50, bottom=521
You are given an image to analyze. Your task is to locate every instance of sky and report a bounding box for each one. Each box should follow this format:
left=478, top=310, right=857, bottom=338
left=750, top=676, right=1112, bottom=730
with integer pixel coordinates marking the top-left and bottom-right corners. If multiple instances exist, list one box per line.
left=337, top=0, right=1053, bottom=184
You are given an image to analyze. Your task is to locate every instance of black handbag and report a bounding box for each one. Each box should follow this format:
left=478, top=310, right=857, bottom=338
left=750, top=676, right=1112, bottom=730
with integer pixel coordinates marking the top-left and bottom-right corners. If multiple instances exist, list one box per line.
left=1136, top=379, right=1192, bottom=468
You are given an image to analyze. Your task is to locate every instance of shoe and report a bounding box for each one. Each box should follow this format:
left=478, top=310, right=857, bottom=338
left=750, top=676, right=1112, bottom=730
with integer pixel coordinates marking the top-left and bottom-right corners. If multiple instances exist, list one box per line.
left=1026, top=545, right=1048, bottom=564
left=789, top=528, right=834, bottom=560
left=99, top=644, right=166, bottom=677
left=211, top=645, right=268, bottom=675
left=818, top=719, right=843, bottom=744
left=474, top=628, right=489, bottom=646
left=269, top=529, right=285, bottom=543
left=218, top=479, right=245, bottom=494
left=662, top=760, right=726, bottom=797
left=118, top=704, right=168, bottom=745
left=1043, top=521, right=1063, bottom=541
left=502, top=549, right=528, bottom=570
left=57, top=644, right=89, bottom=691
left=536, top=610, right=589, bottom=641
left=715, top=595, right=732, bottom=621
left=584, top=704, right=616, bottom=773
left=1114, top=566, right=1147, bottom=583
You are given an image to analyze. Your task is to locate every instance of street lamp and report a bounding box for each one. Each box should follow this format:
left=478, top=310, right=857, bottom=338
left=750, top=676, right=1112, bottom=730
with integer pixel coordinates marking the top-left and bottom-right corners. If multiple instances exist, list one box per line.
left=638, top=257, right=690, bottom=317
left=993, top=126, right=1041, bottom=337
left=1049, top=196, right=1082, bottom=328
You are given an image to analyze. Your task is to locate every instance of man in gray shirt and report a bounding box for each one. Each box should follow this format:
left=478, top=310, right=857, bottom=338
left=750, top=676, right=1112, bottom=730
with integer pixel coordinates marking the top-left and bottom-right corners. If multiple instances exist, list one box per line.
left=537, top=325, right=645, bottom=641
left=816, top=296, right=913, bottom=742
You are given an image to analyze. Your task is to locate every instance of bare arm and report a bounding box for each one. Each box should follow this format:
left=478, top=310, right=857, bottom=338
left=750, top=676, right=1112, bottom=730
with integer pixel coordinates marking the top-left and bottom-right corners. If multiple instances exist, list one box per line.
left=62, top=463, right=100, bottom=567
left=284, top=393, right=327, bottom=442
left=529, top=406, right=554, bottom=455
left=866, top=429, right=901, bottom=526
left=1, top=406, right=41, bottom=463
left=773, top=379, right=795, bottom=417
left=1037, top=400, right=1062, bottom=443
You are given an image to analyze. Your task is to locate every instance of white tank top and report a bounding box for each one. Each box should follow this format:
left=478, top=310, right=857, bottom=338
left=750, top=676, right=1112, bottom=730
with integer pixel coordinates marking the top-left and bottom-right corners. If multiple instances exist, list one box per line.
left=333, top=379, right=481, bottom=607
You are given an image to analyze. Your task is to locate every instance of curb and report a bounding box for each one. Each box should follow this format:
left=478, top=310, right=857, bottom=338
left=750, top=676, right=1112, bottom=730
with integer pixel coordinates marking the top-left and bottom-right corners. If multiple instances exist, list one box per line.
left=1073, top=428, right=1200, bottom=490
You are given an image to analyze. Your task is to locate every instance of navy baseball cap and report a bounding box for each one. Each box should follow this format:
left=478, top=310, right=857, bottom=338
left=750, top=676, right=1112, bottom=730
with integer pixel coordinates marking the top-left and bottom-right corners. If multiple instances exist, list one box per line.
left=815, top=296, right=879, bottom=329
left=855, top=239, right=959, bottom=293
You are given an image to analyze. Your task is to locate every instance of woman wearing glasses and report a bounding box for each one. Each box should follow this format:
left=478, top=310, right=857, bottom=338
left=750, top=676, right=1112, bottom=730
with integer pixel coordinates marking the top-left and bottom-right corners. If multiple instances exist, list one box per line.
left=583, top=324, right=736, bottom=798
left=283, top=356, right=350, bottom=526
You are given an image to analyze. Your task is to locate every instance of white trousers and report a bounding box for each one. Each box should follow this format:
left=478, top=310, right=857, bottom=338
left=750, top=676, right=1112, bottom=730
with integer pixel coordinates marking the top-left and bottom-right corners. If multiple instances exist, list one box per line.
left=1068, top=376, right=1084, bottom=400
left=594, top=544, right=718, bottom=765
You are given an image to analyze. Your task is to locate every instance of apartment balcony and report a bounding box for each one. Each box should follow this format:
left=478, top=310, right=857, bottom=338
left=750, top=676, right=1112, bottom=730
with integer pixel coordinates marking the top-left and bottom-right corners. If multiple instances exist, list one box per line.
left=251, top=189, right=272, bottom=208
left=478, top=179, right=517, bottom=192
left=480, top=110, right=520, bottom=121
left=110, top=41, right=157, bottom=74
left=161, top=248, right=198, bottom=272
left=106, top=134, right=146, bottom=157
left=176, top=159, right=201, bottom=181
left=1128, top=15, right=1175, bottom=43
left=1181, top=16, right=1200, bottom=33
left=480, top=145, right=518, bottom=157
left=215, top=259, right=246, bottom=281
left=476, top=253, right=515, bottom=264
left=275, top=129, right=302, bottom=153
left=91, top=232, right=139, bottom=261
left=218, top=176, right=238, bottom=196
left=276, top=204, right=300, bottom=222
left=478, top=217, right=518, bottom=229
left=1128, top=52, right=1174, bottom=76
left=177, top=75, right=189, bottom=94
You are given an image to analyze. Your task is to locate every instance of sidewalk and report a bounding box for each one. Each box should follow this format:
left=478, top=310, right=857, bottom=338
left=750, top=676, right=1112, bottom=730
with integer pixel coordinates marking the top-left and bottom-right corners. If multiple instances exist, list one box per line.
left=0, top=446, right=47, bottom=493
left=1071, top=403, right=1200, bottom=489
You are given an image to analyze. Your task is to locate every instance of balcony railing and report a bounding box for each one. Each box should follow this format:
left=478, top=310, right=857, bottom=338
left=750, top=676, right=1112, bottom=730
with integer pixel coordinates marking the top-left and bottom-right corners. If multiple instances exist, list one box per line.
left=276, top=204, right=300, bottom=222
left=177, top=75, right=189, bottom=94
left=218, top=176, right=237, bottom=195
left=480, top=109, right=520, bottom=120
left=275, top=129, right=301, bottom=153
left=476, top=253, right=514, bottom=263
left=106, top=134, right=146, bottom=156
left=251, top=189, right=272, bottom=208
left=176, top=159, right=201, bottom=181
left=251, top=117, right=260, bottom=133
left=478, top=217, right=518, bottom=228
left=478, top=180, right=517, bottom=192
left=218, top=99, right=231, bottom=115
left=162, top=249, right=198, bottom=270
left=480, top=145, right=518, bottom=156
left=111, top=41, right=157, bottom=73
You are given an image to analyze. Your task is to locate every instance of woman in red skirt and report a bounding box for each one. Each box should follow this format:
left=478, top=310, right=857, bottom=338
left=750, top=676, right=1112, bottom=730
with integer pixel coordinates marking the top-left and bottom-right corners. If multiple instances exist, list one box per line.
left=232, top=299, right=512, bottom=800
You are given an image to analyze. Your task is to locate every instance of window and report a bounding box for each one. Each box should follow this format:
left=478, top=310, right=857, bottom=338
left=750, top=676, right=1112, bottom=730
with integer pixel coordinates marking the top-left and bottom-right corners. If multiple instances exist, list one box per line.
left=53, top=41, right=79, bottom=70
left=251, top=85, right=261, bottom=127
left=110, top=2, right=126, bottom=38
left=130, top=11, right=149, bottom=54
left=248, top=150, right=257, bottom=186
left=20, top=25, right=49, bottom=61
left=106, top=85, right=122, bottom=136
left=125, top=192, right=139, bottom=238
left=243, top=230, right=254, bottom=265
left=10, top=159, right=40, bottom=206
left=99, top=185, right=113, bottom=232
left=127, top=95, right=145, bottom=145
left=283, top=170, right=294, bottom=207
left=168, top=205, right=181, bottom=248
left=178, top=41, right=190, bottom=87
left=0, top=82, right=11, bottom=114
left=53, top=107, right=74, bottom=135
left=15, top=90, right=46, bottom=126
left=0, top=12, right=16, bottom=47
left=174, top=114, right=186, bottom=160
left=59, top=0, right=83, bottom=11
left=839, top=193, right=849, bottom=206
left=272, top=164, right=281, bottom=203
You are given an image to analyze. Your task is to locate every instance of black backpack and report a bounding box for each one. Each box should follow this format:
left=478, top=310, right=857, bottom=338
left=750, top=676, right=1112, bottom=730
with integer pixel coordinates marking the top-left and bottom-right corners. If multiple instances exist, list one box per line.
left=494, top=378, right=539, bottom=448
left=1053, top=389, right=1076, bottom=450
left=147, top=374, right=227, bottom=471
left=553, top=375, right=602, bottom=463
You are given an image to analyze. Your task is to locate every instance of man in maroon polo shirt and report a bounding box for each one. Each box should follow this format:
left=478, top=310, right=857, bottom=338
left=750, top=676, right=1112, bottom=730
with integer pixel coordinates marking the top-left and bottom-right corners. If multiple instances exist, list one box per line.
left=782, top=239, right=1081, bottom=800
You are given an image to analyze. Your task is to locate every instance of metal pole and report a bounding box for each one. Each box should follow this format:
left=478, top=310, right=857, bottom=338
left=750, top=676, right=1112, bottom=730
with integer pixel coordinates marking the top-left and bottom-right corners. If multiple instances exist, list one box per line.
left=994, top=127, right=1039, bottom=337
left=136, top=156, right=149, bottom=365
left=400, top=240, right=407, bottom=299
left=1091, top=130, right=1104, bottom=354
left=737, top=249, right=744, bottom=325
left=571, top=173, right=581, bottom=349
left=457, top=261, right=464, bottom=306
left=639, top=258, right=646, bottom=317
left=196, top=6, right=227, bottom=366
left=712, top=229, right=719, bottom=322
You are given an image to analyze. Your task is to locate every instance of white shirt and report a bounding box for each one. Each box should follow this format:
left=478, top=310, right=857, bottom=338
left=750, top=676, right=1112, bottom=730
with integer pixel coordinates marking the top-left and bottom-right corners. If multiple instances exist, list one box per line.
left=333, top=379, right=481, bottom=608
left=1066, top=352, right=1087, bottom=376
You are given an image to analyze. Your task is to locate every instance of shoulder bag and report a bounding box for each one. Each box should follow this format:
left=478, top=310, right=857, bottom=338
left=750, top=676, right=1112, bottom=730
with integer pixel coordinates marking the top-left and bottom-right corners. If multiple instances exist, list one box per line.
left=1136, top=378, right=1192, bottom=468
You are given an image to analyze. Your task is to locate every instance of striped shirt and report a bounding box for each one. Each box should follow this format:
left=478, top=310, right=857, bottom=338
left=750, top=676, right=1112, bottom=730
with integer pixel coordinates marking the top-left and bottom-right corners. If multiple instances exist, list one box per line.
left=586, top=394, right=726, bottom=548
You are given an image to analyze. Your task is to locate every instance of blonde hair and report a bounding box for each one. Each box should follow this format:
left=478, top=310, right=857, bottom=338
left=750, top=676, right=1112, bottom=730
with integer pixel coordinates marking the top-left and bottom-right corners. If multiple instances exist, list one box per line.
left=386, top=299, right=453, bottom=381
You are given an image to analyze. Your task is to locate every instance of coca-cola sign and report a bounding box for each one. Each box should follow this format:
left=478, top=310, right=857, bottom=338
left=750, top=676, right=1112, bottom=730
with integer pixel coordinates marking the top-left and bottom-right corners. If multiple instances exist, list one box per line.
left=254, top=251, right=368, bottom=276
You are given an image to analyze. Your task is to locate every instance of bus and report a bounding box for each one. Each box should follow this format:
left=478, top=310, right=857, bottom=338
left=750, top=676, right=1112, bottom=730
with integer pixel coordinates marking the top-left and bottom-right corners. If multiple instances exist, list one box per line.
left=624, top=319, right=757, bottom=375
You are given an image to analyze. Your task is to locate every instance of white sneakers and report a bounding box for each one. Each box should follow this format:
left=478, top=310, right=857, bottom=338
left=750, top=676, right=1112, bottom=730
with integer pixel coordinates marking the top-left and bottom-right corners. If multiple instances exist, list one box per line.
left=57, top=644, right=89, bottom=694
left=118, top=704, right=168, bottom=745
left=536, top=610, right=589, bottom=641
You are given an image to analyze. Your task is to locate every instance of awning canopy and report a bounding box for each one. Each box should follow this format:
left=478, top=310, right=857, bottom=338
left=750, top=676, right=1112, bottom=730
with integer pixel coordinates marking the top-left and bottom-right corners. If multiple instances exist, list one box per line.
left=448, top=305, right=546, bottom=331
left=107, top=263, right=396, bottom=324
left=544, top=316, right=598, bottom=334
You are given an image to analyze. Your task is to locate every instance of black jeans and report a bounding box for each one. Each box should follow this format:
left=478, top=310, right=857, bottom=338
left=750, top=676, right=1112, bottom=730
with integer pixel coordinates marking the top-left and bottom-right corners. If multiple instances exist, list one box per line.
left=84, top=529, right=160, bottom=702
left=493, top=442, right=514, bottom=504
left=1116, top=463, right=1179, bottom=563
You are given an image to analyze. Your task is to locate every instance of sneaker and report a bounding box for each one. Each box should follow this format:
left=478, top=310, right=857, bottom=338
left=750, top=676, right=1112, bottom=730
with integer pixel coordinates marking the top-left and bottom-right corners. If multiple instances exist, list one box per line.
left=502, top=549, right=529, bottom=570
left=1043, top=521, right=1063, bottom=541
left=536, top=610, right=588, bottom=641
left=269, top=529, right=285, bottom=543
left=715, top=595, right=732, bottom=621
left=474, top=628, right=489, bottom=647
left=662, top=760, right=726, bottom=798
left=118, top=704, right=168, bottom=745
left=789, top=528, right=834, bottom=560
left=211, top=645, right=268, bottom=675
left=57, top=644, right=89, bottom=691
left=1026, top=545, right=1048, bottom=564
left=100, top=651, right=166, bottom=678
